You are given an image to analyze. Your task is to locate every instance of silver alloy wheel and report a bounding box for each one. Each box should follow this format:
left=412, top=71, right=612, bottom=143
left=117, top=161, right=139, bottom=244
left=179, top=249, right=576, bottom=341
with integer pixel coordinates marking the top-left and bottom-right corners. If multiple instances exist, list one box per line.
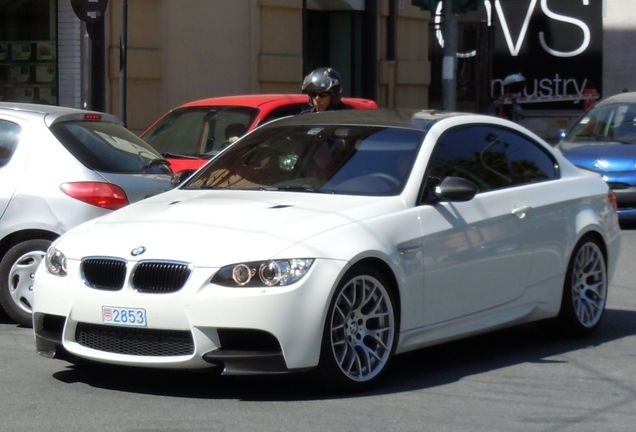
left=329, top=274, right=395, bottom=382
left=8, top=250, right=45, bottom=314
left=570, top=241, right=607, bottom=328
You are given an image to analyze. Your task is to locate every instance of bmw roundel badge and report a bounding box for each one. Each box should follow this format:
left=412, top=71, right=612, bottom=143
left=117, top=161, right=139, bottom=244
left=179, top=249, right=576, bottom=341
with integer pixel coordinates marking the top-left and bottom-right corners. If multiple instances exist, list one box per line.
left=131, top=246, right=146, bottom=256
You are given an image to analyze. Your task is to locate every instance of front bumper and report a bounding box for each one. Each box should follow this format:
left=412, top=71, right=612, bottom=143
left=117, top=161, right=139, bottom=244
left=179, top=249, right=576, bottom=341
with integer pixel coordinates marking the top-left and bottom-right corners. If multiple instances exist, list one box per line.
left=609, top=184, right=636, bottom=221
left=32, top=258, right=347, bottom=374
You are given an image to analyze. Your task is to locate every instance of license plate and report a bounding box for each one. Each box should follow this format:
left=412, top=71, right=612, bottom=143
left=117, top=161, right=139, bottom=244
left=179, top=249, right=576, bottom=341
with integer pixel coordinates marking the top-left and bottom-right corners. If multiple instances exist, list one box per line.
left=102, top=306, right=147, bottom=326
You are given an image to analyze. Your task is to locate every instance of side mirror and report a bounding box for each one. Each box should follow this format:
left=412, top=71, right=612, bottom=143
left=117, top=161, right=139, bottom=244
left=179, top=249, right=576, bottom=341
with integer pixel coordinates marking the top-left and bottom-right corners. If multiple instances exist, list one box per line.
left=434, top=176, right=479, bottom=202
left=556, top=129, right=567, bottom=141
left=171, top=169, right=196, bottom=188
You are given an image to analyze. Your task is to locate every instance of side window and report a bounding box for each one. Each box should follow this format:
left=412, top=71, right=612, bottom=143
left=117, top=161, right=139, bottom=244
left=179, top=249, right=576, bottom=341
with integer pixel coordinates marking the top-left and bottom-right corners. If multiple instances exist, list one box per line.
left=426, top=125, right=557, bottom=194
left=567, top=104, right=636, bottom=141
left=142, top=107, right=257, bottom=156
left=0, top=120, right=21, bottom=168
left=427, top=125, right=511, bottom=193
left=496, top=128, right=557, bottom=184
left=261, top=104, right=308, bottom=125
left=610, top=104, right=636, bottom=139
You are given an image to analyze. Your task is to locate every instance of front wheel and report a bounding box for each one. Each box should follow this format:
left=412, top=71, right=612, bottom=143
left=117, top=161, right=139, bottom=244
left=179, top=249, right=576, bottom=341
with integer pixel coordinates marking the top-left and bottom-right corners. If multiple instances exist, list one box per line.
left=539, top=236, right=607, bottom=338
left=316, top=265, right=398, bottom=392
left=0, top=239, right=52, bottom=327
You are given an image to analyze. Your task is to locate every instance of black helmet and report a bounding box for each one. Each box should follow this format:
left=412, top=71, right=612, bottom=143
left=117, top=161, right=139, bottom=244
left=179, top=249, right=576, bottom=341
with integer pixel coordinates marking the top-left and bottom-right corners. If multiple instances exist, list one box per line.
left=301, top=67, right=342, bottom=107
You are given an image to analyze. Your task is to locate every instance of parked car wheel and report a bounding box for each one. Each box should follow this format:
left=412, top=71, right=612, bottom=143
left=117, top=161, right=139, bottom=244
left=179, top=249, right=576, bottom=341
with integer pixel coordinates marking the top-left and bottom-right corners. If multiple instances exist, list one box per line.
left=0, top=239, right=52, bottom=327
left=539, top=236, right=607, bottom=337
left=317, top=265, right=398, bottom=392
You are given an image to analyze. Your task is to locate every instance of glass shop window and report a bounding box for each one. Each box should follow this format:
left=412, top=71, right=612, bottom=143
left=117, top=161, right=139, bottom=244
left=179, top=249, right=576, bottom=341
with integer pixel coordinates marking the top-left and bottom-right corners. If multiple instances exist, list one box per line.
left=0, top=0, right=57, bottom=105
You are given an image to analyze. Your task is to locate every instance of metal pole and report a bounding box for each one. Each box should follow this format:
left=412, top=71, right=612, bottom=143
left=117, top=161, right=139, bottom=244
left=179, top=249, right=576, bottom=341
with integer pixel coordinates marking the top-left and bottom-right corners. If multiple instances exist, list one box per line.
left=364, top=0, right=378, bottom=102
left=441, top=0, right=457, bottom=111
left=80, top=22, right=91, bottom=110
left=120, top=0, right=128, bottom=126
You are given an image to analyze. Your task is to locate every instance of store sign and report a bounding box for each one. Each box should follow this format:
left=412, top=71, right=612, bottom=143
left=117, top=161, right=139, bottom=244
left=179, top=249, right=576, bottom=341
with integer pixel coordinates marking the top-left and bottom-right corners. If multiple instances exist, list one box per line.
left=488, top=0, right=602, bottom=109
left=71, top=0, right=109, bottom=23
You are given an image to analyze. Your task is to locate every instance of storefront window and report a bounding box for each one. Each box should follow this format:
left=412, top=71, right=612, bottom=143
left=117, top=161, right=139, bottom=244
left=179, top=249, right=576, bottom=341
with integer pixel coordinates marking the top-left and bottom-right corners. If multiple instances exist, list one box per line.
left=0, top=0, right=57, bottom=105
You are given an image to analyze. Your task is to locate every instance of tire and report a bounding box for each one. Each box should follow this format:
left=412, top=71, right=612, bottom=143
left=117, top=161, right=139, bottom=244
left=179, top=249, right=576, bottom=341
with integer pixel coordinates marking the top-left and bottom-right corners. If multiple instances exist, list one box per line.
left=0, top=239, right=52, bottom=328
left=315, top=265, right=398, bottom=392
left=538, top=236, right=607, bottom=338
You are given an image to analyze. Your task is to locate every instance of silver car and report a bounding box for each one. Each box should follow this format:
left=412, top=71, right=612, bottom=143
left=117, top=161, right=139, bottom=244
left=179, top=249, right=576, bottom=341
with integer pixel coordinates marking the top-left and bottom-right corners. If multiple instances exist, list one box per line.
left=0, top=103, right=173, bottom=327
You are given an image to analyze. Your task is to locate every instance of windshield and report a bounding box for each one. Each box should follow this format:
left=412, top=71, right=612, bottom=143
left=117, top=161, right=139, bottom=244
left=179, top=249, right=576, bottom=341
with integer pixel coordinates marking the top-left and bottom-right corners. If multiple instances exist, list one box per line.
left=50, top=121, right=172, bottom=175
left=185, top=124, right=424, bottom=196
left=141, top=106, right=258, bottom=158
left=563, top=102, right=636, bottom=148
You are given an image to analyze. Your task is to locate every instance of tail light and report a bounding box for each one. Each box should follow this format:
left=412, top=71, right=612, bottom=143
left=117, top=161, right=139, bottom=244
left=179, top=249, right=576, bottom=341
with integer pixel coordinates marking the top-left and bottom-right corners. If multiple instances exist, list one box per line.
left=60, top=182, right=129, bottom=210
left=608, top=190, right=618, bottom=212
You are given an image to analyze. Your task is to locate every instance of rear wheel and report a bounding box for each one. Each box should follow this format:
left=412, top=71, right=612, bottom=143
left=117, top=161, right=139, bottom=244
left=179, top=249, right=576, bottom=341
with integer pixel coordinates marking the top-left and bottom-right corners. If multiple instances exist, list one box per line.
left=0, top=239, right=52, bottom=327
left=316, top=265, right=398, bottom=392
left=539, top=236, right=607, bottom=337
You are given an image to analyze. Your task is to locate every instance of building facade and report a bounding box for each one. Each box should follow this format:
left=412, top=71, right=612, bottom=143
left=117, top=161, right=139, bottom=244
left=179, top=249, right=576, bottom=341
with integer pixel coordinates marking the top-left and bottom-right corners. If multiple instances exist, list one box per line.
left=93, top=0, right=432, bottom=134
left=1, top=0, right=634, bottom=138
left=2, top=0, right=431, bottom=134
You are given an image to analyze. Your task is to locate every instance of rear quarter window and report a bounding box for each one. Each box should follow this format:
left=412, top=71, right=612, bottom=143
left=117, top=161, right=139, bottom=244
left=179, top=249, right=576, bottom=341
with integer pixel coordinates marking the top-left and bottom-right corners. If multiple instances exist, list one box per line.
left=0, top=120, right=20, bottom=168
left=50, top=121, right=171, bottom=174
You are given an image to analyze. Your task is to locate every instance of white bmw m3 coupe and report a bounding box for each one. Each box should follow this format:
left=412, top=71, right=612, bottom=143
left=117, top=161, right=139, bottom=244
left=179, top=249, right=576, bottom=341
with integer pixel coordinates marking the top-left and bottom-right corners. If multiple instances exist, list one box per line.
left=33, top=109, right=621, bottom=392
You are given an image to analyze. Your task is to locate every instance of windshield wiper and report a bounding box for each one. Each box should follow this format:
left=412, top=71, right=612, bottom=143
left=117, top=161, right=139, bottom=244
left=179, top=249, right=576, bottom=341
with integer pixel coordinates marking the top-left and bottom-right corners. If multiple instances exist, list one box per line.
left=141, top=159, right=170, bottom=170
left=571, top=133, right=610, bottom=141
left=572, top=134, right=636, bottom=144
left=161, top=152, right=202, bottom=160
left=261, top=186, right=322, bottom=193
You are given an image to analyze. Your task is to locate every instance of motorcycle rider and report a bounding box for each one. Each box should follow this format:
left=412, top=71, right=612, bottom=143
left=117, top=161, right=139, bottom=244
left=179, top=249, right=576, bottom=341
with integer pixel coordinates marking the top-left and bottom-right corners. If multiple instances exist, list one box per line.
left=301, top=67, right=349, bottom=113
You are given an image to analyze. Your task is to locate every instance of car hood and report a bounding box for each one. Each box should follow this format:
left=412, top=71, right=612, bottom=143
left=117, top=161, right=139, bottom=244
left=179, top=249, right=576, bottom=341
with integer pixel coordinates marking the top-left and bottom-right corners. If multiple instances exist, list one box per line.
left=56, top=189, right=406, bottom=265
left=559, top=141, right=636, bottom=171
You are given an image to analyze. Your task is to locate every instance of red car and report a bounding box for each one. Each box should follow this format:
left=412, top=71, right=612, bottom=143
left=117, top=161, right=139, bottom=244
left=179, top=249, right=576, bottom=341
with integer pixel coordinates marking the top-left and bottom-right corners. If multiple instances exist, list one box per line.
left=140, top=94, right=378, bottom=173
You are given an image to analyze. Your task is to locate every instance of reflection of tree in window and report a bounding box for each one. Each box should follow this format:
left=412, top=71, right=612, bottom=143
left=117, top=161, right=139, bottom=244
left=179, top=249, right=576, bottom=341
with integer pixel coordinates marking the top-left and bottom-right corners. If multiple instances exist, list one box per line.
left=500, top=129, right=554, bottom=184
left=433, top=149, right=511, bottom=191
left=428, top=126, right=553, bottom=193
left=511, top=159, right=549, bottom=184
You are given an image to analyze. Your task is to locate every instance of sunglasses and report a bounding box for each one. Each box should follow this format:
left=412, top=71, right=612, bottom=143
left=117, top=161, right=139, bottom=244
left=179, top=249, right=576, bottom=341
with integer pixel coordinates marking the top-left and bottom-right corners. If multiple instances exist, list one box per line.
left=310, top=91, right=331, bottom=99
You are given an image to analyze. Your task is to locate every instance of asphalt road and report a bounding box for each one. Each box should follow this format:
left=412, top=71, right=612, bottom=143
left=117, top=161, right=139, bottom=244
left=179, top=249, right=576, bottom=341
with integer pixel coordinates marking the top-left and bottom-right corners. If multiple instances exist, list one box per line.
left=1, top=230, right=636, bottom=432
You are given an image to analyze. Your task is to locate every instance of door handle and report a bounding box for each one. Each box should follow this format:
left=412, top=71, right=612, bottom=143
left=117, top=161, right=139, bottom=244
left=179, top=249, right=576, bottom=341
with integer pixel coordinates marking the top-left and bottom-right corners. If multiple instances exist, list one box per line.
left=511, top=205, right=532, bottom=219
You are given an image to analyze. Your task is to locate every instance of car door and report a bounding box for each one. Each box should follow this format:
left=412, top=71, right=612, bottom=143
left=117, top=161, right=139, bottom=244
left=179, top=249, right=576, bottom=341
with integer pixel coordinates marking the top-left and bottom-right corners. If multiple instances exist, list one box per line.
left=416, top=124, right=558, bottom=326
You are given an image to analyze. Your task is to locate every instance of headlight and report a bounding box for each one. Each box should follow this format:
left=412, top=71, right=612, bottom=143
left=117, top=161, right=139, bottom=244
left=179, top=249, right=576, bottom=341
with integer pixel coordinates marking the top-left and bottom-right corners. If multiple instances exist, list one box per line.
left=212, top=259, right=314, bottom=287
left=45, top=247, right=67, bottom=276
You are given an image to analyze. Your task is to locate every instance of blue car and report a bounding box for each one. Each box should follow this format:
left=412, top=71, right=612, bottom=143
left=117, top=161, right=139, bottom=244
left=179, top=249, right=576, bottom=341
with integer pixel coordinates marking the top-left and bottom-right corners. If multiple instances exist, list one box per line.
left=557, top=91, right=636, bottom=223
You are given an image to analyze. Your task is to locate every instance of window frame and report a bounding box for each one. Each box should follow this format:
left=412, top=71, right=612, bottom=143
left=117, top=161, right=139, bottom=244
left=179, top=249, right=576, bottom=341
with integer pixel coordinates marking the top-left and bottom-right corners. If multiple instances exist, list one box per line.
left=421, top=124, right=560, bottom=203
